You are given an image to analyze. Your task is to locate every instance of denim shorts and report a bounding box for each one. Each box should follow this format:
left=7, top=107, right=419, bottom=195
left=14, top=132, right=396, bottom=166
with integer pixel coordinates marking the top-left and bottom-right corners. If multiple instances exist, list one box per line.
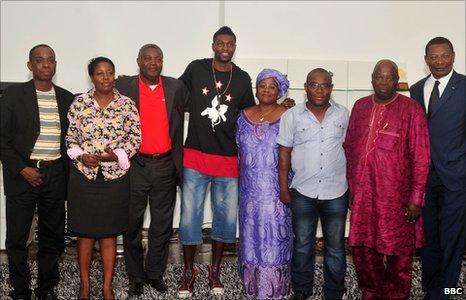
left=179, top=168, right=238, bottom=245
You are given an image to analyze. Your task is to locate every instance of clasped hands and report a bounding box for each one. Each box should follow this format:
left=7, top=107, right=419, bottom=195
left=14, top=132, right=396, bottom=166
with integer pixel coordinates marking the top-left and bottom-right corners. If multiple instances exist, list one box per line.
left=79, top=147, right=118, bottom=168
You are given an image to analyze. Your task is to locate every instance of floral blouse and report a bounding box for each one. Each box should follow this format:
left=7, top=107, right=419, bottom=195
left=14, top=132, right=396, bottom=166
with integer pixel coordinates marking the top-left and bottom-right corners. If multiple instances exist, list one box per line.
left=66, top=88, right=141, bottom=180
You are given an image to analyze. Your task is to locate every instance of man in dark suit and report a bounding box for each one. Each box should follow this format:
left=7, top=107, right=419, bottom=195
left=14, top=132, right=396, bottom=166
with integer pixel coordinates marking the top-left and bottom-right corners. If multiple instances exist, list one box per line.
left=0, top=44, right=74, bottom=300
left=410, top=36, right=466, bottom=300
left=115, top=43, right=187, bottom=296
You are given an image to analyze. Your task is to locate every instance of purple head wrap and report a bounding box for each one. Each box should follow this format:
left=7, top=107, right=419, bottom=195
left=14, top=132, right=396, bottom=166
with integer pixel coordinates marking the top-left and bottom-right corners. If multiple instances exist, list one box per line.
left=256, top=68, right=290, bottom=98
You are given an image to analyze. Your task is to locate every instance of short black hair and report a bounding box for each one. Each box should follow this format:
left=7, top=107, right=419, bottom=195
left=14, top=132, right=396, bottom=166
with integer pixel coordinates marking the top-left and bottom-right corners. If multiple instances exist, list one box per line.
left=138, top=43, right=163, bottom=59
left=29, top=44, right=54, bottom=61
left=425, top=37, right=454, bottom=55
left=213, top=26, right=236, bottom=42
left=88, top=57, right=115, bottom=77
left=306, top=68, right=333, bottom=83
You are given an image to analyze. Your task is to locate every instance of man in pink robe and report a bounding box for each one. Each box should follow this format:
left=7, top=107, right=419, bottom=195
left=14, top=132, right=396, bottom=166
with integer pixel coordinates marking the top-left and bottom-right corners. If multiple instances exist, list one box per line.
left=345, top=60, right=430, bottom=300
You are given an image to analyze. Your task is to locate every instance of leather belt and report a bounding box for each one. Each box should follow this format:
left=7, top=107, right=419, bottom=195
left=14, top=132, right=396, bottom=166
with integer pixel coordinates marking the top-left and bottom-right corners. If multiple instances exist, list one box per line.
left=138, top=150, right=172, bottom=159
left=30, top=158, right=62, bottom=169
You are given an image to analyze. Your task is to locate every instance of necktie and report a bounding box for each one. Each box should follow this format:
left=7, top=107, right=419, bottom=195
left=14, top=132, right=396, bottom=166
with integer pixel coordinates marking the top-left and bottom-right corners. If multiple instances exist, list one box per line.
left=427, top=80, right=440, bottom=118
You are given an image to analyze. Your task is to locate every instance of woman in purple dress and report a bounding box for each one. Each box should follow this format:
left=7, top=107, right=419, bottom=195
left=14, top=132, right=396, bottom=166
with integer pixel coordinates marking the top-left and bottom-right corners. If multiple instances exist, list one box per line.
left=237, top=69, right=292, bottom=299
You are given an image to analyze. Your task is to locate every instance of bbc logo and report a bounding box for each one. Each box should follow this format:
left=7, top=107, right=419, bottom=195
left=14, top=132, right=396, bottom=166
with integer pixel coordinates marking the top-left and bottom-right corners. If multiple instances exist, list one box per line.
left=444, top=287, right=464, bottom=295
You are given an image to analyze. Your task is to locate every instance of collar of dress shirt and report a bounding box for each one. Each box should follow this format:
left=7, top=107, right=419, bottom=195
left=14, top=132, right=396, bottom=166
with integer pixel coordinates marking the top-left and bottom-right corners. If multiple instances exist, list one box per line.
left=299, top=99, right=337, bottom=115
left=427, top=69, right=454, bottom=88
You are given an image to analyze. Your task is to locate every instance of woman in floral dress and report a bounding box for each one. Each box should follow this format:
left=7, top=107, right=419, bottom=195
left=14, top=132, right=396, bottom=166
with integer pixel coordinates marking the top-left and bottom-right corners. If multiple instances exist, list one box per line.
left=66, top=57, right=140, bottom=299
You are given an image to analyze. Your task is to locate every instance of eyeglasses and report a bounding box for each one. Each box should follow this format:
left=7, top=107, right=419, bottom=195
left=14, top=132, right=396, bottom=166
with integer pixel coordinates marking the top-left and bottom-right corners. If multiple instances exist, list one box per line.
left=427, top=53, right=454, bottom=62
left=306, top=82, right=333, bottom=90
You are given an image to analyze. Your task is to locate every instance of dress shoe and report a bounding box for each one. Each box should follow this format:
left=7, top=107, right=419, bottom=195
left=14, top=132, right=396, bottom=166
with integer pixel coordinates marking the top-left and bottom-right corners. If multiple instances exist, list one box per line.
left=38, top=291, right=58, bottom=300
left=11, top=289, right=32, bottom=300
left=292, top=291, right=311, bottom=300
left=147, top=278, right=168, bottom=293
left=128, top=281, right=144, bottom=296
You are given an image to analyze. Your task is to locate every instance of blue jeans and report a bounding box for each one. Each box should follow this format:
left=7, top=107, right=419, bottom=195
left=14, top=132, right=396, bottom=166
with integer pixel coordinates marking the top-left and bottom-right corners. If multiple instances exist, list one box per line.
left=290, top=189, right=347, bottom=299
left=179, top=168, right=238, bottom=245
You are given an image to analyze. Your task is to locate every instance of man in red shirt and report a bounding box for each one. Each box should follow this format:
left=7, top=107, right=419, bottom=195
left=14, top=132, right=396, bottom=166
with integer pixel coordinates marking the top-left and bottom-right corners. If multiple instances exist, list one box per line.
left=115, top=44, right=187, bottom=296
left=345, top=60, right=430, bottom=299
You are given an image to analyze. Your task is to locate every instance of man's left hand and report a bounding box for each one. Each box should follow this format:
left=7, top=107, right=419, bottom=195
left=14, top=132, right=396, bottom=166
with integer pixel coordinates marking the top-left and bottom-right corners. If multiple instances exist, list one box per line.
left=405, top=203, right=421, bottom=223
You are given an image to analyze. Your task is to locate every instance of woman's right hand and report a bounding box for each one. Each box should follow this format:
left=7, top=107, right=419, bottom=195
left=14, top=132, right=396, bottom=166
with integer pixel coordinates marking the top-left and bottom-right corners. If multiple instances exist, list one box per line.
left=80, top=154, right=100, bottom=168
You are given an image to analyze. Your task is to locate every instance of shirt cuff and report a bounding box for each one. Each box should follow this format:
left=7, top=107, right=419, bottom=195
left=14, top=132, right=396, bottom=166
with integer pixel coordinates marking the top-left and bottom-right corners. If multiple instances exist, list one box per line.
left=409, top=190, right=425, bottom=207
left=67, top=146, right=84, bottom=160
left=276, top=136, right=292, bottom=147
left=114, top=148, right=130, bottom=170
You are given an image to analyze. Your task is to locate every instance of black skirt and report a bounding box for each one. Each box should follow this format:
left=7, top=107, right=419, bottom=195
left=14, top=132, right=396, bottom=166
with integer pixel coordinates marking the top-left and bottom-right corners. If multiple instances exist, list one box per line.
left=67, top=165, right=129, bottom=238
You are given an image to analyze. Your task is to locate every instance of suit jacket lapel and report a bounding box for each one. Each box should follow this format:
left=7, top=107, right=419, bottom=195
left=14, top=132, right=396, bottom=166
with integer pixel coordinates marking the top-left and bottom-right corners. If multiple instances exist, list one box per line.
left=430, top=71, right=459, bottom=118
left=24, top=80, right=40, bottom=129
left=162, top=76, right=174, bottom=123
left=130, top=76, right=140, bottom=109
left=54, top=84, right=71, bottom=129
left=418, top=77, right=429, bottom=113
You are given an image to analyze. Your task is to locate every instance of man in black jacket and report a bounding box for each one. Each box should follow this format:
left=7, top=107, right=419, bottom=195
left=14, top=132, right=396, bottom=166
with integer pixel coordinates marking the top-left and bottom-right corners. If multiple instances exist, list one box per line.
left=115, top=43, right=187, bottom=296
left=0, top=44, right=74, bottom=300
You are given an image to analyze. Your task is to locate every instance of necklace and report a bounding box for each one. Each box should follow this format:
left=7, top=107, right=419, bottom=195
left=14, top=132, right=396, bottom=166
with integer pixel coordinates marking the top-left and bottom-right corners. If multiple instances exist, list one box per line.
left=93, top=92, right=114, bottom=109
left=258, top=104, right=279, bottom=122
left=212, top=60, right=233, bottom=98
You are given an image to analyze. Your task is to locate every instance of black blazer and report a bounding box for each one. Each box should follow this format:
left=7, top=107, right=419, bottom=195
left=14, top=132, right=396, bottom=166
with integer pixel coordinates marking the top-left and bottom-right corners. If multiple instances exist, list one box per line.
left=410, top=71, right=466, bottom=191
left=0, top=80, right=74, bottom=196
left=115, top=75, right=188, bottom=183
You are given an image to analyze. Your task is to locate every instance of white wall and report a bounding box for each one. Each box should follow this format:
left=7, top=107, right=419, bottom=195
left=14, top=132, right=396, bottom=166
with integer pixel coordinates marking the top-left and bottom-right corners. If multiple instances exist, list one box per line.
left=227, top=1, right=465, bottom=85
left=1, top=1, right=221, bottom=93
left=1, top=1, right=464, bottom=92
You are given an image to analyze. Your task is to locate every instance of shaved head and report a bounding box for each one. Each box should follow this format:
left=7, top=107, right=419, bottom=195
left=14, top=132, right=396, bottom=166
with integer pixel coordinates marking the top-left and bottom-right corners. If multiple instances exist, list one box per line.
left=371, top=59, right=399, bottom=102
left=372, top=59, right=399, bottom=78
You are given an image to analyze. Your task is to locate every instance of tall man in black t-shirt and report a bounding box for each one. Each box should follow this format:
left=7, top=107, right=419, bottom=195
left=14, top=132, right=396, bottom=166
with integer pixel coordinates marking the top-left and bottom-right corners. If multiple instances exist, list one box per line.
left=177, top=26, right=255, bottom=298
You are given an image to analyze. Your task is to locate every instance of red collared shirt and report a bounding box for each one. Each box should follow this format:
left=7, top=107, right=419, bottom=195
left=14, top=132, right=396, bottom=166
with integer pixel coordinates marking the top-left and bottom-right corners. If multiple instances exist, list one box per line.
left=138, top=76, right=171, bottom=154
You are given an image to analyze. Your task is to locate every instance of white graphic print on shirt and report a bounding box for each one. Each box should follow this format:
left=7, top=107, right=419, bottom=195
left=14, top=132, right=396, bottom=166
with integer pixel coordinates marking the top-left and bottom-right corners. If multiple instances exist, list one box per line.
left=201, top=95, right=228, bottom=129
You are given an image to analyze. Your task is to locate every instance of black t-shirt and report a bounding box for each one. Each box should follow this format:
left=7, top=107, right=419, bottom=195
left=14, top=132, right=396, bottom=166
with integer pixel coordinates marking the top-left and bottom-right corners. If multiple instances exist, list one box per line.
left=180, top=58, right=255, bottom=156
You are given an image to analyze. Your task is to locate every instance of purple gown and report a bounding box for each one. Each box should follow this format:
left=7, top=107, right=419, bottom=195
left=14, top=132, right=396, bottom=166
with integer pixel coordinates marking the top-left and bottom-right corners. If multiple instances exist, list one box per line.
left=236, top=111, right=292, bottom=300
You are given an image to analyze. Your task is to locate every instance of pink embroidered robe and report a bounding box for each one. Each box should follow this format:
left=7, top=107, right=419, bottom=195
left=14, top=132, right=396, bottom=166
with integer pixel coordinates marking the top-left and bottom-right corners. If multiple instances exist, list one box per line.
left=345, top=93, right=430, bottom=256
